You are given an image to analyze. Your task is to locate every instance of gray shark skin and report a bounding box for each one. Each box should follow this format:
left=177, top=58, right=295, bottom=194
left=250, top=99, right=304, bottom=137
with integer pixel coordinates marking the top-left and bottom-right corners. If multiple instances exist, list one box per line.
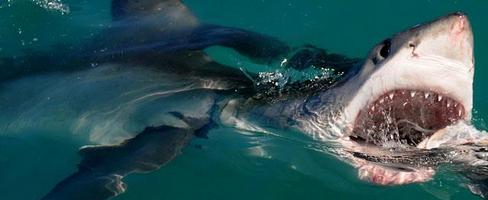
left=0, top=0, right=485, bottom=199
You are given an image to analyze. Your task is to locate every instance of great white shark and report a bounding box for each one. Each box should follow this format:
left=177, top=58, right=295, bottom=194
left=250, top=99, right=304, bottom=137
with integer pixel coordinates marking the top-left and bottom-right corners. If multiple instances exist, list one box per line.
left=0, top=0, right=486, bottom=199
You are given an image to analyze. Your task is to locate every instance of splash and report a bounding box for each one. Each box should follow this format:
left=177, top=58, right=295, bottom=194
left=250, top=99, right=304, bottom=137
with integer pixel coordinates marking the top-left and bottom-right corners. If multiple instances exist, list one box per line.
left=0, top=0, right=14, bottom=8
left=342, top=121, right=488, bottom=199
left=252, top=66, right=345, bottom=103
left=0, top=0, right=70, bottom=14
left=33, top=0, right=70, bottom=14
left=256, top=70, right=288, bottom=88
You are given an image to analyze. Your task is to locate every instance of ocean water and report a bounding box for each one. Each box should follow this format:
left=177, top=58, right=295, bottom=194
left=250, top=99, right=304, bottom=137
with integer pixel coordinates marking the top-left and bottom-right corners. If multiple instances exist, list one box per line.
left=0, top=0, right=488, bottom=200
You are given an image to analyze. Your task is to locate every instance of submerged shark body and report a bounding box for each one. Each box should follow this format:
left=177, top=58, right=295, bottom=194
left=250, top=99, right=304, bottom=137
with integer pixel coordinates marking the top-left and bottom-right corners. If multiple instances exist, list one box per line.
left=0, top=0, right=485, bottom=199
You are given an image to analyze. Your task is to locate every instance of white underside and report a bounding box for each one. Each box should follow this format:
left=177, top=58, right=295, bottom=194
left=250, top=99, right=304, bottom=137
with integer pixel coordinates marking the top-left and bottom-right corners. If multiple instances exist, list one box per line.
left=0, top=64, right=222, bottom=145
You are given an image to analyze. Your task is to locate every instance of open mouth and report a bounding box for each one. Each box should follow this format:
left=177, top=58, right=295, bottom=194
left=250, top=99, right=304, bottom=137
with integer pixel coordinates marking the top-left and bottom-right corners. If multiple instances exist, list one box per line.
left=350, top=89, right=465, bottom=147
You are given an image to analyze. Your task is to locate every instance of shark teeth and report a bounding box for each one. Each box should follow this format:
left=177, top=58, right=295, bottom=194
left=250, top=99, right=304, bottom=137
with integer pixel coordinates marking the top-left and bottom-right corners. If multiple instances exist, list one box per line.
left=355, top=89, right=466, bottom=148
left=364, top=90, right=465, bottom=119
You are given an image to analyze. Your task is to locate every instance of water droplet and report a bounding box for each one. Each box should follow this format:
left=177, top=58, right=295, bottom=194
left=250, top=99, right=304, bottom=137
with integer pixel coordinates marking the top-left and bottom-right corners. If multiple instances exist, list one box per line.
left=280, top=58, right=288, bottom=67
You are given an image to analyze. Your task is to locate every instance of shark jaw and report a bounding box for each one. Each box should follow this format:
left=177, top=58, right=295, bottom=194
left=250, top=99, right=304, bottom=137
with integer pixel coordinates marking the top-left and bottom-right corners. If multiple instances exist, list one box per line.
left=352, top=89, right=466, bottom=146
left=342, top=12, right=474, bottom=148
left=333, top=12, right=474, bottom=185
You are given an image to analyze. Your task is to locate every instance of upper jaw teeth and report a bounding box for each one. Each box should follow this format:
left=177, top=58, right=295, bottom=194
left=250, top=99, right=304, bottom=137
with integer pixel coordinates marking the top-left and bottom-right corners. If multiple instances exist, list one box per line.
left=366, top=90, right=465, bottom=119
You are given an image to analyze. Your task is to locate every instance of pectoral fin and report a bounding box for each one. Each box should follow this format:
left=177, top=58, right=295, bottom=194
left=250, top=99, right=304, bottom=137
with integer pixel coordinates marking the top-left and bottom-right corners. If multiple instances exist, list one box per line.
left=42, top=125, right=194, bottom=200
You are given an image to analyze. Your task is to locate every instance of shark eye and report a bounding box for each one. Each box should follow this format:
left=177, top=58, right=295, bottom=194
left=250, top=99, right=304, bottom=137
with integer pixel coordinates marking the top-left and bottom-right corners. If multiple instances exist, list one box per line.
left=379, top=39, right=391, bottom=58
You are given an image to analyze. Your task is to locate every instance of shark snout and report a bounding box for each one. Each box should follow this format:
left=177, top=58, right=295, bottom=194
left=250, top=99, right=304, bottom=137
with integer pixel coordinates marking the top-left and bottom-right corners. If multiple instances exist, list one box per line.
left=449, top=12, right=469, bottom=35
left=414, top=12, right=474, bottom=69
left=447, top=12, right=473, bottom=64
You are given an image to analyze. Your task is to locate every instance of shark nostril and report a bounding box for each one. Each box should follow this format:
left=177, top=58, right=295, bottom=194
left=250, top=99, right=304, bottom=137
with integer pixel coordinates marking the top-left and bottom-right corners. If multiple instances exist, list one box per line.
left=408, top=42, right=419, bottom=57
left=451, top=11, right=467, bottom=17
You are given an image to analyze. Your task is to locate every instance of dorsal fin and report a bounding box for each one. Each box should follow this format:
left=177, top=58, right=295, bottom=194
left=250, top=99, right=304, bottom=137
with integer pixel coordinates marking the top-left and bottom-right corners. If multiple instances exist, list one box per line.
left=111, top=0, right=198, bottom=26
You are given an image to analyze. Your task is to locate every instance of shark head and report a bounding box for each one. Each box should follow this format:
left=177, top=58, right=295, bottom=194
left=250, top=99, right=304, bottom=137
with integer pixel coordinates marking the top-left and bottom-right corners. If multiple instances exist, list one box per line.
left=339, top=12, right=474, bottom=148
left=313, top=12, right=477, bottom=186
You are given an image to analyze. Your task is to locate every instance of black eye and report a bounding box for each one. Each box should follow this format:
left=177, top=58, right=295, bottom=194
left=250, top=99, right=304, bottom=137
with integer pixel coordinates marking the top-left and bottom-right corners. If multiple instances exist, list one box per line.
left=379, top=39, right=391, bottom=58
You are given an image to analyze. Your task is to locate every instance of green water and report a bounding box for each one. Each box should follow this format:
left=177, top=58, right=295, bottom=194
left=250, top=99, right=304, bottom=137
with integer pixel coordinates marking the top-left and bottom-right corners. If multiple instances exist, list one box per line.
left=0, top=0, right=488, bottom=199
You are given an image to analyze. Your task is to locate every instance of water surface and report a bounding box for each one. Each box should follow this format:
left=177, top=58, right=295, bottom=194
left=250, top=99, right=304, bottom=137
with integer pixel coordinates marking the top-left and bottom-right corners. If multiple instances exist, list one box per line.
left=0, top=0, right=487, bottom=199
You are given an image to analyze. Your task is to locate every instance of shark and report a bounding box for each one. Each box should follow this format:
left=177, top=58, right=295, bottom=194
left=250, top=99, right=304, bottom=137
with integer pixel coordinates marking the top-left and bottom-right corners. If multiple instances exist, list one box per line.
left=0, top=0, right=486, bottom=199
